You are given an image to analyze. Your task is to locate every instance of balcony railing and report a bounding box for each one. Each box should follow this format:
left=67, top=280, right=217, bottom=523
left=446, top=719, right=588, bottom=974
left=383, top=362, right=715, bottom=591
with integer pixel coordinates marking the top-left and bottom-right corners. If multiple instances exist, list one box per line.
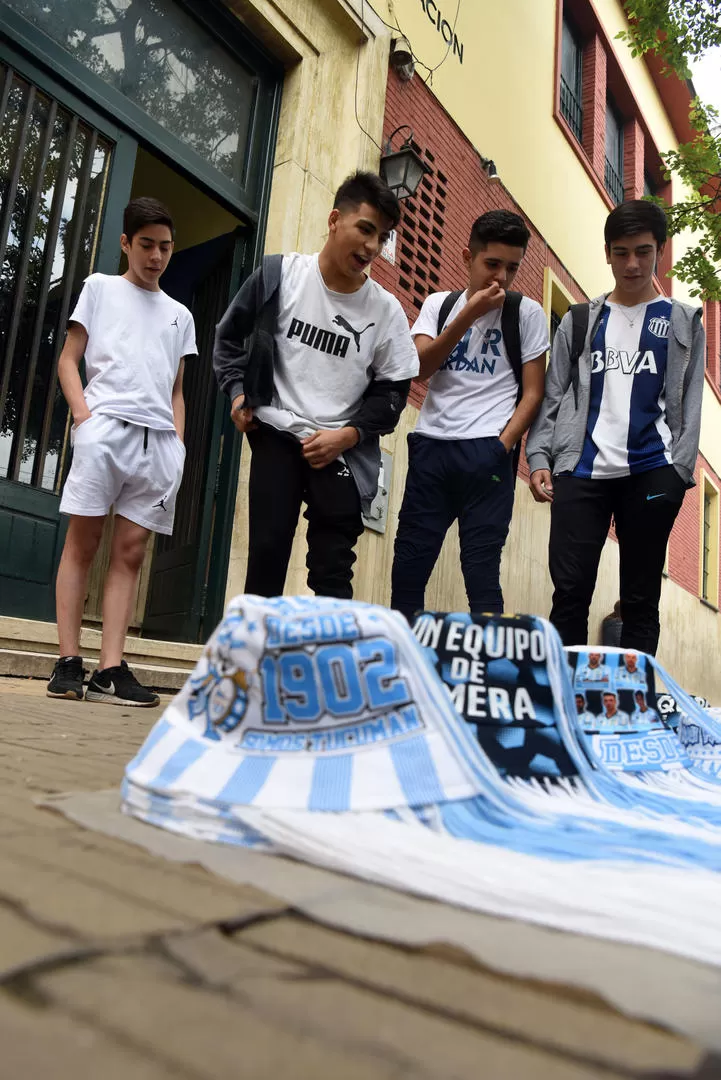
left=604, top=157, right=624, bottom=205
left=560, top=74, right=583, bottom=142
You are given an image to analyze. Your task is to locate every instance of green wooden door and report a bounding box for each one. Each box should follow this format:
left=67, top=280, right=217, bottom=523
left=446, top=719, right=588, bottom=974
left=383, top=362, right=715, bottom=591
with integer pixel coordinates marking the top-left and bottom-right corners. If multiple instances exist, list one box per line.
left=0, top=45, right=136, bottom=620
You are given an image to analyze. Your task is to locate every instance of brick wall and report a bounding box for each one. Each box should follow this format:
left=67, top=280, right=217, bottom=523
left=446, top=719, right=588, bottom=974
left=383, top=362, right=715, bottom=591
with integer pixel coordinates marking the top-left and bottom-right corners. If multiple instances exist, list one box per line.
left=705, top=301, right=721, bottom=387
left=623, top=117, right=645, bottom=200
left=669, top=453, right=721, bottom=607
left=581, top=34, right=607, bottom=177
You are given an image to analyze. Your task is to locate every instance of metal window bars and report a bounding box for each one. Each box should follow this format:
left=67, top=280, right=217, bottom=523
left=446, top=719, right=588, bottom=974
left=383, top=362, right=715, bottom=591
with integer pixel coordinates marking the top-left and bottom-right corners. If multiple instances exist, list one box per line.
left=560, top=74, right=583, bottom=143
left=0, top=62, right=111, bottom=492
left=604, top=156, right=624, bottom=205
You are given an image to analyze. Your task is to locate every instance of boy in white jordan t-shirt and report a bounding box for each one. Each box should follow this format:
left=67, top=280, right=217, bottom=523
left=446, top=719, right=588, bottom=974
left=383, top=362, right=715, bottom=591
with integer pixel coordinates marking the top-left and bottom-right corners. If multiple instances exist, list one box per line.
left=47, top=198, right=196, bottom=707
left=391, top=210, right=549, bottom=622
left=527, top=200, right=705, bottom=656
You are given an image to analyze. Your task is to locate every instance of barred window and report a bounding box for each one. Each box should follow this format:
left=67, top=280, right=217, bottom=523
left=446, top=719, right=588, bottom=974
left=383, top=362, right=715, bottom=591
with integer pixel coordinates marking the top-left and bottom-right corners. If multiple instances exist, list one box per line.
left=604, top=98, right=625, bottom=204
left=560, top=15, right=583, bottom=142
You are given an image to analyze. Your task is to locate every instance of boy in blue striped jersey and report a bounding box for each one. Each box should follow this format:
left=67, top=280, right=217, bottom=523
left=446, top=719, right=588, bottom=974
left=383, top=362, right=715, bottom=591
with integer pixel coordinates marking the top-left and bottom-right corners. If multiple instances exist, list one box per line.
left=527, top=201, right=705, bottom=656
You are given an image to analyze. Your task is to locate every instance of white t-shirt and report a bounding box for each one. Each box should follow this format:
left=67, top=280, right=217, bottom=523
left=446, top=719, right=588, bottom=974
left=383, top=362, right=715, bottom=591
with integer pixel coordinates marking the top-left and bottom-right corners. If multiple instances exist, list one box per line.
left=411, top=291, right=550, bottom=440
left=70, top=274, right=197, bottom=430
left=253, top=253, right=419, bottom=438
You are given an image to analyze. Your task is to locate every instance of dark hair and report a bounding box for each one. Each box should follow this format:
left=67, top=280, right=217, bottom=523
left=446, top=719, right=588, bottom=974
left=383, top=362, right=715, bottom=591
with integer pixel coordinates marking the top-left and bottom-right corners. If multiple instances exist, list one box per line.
left=333, top=171, right=401, bottom=229
left=123, top=197, right=174, bottom=242
left=604, top=199, right=667, bottom=247
left=468, top=209, right=530, bottom=253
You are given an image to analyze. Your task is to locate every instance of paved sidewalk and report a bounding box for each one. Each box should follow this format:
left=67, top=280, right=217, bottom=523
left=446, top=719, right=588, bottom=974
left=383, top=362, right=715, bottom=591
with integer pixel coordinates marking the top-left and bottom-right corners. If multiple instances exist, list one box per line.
left=0, top=677, right=711, bottom=1079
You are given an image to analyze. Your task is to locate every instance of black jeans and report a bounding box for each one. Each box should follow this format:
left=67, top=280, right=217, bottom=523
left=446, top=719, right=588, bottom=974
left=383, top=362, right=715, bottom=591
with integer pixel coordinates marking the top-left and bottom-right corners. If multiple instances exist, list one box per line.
left=391, top=433, right=515, bottom=623
left=245, top=424, right=363, bottom=599
left=548, top=465, right=687, bottom=655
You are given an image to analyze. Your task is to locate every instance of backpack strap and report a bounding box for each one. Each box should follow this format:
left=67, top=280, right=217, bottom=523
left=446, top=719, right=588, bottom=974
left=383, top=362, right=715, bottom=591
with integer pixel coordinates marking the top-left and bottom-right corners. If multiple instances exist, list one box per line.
left=569, top=302, right=590, bottom=365
left=436, top=290, right=464, bottom=335
left=499, top=290, right=524, bottom=480
left=500, top=290, right=523, bottom=394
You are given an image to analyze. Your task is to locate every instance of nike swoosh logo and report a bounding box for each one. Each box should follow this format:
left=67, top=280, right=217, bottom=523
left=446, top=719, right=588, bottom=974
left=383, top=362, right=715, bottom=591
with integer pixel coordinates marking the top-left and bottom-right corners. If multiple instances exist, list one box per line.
left=104, top=680, right=115, bottom=694
left=646, top=493, right=665, bottom=501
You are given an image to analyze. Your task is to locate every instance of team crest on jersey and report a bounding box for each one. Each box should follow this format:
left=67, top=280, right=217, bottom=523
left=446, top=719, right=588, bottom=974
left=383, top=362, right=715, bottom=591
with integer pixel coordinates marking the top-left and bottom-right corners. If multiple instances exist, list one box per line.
left=647, top=316, right=670, bottom=339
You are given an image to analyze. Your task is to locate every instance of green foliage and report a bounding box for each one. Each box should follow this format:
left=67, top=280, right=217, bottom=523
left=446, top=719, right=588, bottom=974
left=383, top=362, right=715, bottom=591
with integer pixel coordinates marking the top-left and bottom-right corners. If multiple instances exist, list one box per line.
left=619, top=2, right=721, bottom=299
left=620, top=0, right=721, bottom=77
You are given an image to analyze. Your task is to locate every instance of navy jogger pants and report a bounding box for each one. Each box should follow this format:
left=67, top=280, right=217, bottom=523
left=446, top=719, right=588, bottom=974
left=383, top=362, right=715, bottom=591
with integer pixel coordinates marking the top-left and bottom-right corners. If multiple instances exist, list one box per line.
left=391, top=433, right=515, bottom=623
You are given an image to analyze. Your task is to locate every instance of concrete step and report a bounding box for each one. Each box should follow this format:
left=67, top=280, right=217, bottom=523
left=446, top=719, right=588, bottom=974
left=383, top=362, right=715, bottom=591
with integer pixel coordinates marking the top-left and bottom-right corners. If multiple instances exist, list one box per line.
left=0, top=649, right=193, bottom=692
left=0, top=614, right=202, bottom=690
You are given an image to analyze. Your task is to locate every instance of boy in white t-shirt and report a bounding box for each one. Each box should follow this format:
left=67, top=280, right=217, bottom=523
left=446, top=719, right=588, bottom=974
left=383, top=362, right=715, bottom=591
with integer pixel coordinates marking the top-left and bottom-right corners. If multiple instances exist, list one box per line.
left=391, top=211, right=549, bottom=622
left=47, top=198, right=197, bottom=706
left=213, top=172, right=419, bottom=599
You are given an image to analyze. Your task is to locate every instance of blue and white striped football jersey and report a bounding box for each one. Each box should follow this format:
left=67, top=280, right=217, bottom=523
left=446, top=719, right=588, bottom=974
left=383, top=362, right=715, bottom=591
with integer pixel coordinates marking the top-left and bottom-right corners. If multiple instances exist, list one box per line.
left=574, top=297, right=673, bottom=479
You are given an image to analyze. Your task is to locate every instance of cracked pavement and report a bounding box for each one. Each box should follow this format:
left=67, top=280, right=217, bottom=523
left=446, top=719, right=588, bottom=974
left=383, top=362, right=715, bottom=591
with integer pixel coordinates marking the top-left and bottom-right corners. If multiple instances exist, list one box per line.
left=0, top=676, right=714, bottom=1079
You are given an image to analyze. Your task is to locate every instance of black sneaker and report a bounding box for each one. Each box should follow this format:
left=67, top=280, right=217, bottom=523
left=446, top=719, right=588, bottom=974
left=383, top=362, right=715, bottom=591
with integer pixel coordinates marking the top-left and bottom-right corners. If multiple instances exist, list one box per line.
left=47, top=655, right=86, bottom=700
left=85, top=661, right=160, bottom=707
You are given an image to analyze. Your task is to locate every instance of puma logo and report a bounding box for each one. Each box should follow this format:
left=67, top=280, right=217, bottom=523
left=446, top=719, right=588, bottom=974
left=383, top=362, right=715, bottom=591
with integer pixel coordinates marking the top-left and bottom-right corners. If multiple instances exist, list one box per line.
left=332, top=315, right=375, bottom=352
left=153, top=496, right=168, bottom=511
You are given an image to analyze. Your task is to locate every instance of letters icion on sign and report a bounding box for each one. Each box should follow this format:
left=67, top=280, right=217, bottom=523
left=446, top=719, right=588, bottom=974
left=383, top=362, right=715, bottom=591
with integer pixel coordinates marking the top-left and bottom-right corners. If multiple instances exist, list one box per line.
left=418, top=0, right=464, bottom=64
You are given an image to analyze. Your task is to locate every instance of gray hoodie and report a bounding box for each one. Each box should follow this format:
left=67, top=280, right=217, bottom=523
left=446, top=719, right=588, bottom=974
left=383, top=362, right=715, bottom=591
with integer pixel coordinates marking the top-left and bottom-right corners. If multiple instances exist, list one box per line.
left=526, top=294, right=706, bottom=486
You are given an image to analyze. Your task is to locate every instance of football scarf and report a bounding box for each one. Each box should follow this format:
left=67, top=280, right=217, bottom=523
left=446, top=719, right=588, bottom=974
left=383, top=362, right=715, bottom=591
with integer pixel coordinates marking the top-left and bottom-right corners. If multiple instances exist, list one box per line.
left=126, top=599, right=721, bottom=867
left=122, top=597, right=721, bottom=965
left=566, top=646, right=721, bottom=805
left=412, top=611, right=721, bottom=855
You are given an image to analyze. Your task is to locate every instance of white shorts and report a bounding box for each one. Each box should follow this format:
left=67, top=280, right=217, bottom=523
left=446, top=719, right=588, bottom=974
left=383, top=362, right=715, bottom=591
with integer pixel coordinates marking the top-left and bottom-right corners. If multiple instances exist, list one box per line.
left=60, top=413, right=186, bottom=535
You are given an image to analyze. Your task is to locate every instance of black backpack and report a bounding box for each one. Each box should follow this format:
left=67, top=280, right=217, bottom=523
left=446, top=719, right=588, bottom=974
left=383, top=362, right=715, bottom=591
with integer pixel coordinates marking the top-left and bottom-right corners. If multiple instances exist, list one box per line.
left=567, top=302, right=589, bottom=366
left=435, top=289, right=525, bottom=476
left=565, top=302, right=590, bottom=405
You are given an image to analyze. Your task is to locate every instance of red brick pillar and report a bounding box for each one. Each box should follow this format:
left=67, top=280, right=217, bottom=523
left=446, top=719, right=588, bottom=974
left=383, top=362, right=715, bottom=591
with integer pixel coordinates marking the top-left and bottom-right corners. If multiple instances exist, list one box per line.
left=623, top=117, right=645, bottom=200
left=582, top=35, right=607, bottom=176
